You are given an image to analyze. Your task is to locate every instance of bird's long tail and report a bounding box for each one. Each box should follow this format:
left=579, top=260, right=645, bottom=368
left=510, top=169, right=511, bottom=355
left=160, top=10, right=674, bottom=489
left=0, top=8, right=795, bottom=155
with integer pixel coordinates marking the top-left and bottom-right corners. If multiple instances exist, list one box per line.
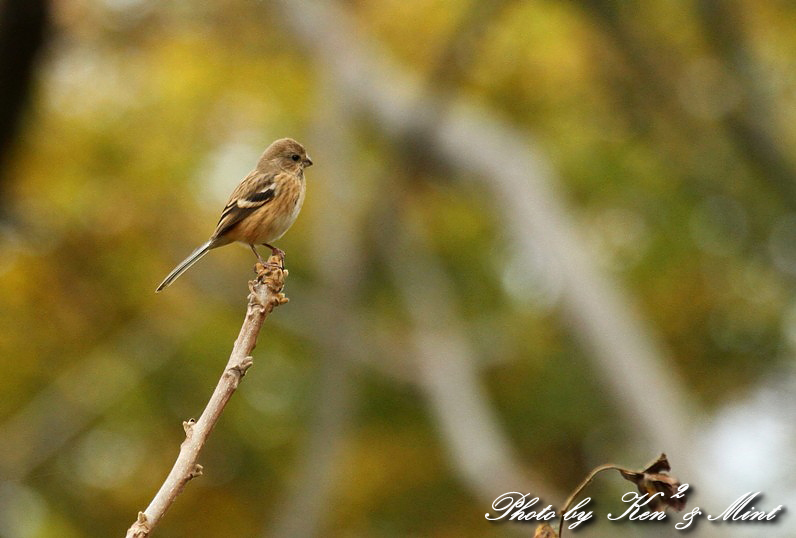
left=156, top=240, right=214, bottom=292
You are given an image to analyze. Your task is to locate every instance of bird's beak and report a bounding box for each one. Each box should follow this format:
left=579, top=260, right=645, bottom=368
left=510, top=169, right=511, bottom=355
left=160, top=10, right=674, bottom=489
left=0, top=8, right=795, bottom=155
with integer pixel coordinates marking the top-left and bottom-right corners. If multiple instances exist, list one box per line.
left=303, top=155, right=313, bottom=167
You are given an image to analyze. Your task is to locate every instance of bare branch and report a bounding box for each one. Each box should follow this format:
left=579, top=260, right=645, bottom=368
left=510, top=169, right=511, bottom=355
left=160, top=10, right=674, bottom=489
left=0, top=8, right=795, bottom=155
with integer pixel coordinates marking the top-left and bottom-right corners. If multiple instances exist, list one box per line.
left=125, top=257, right=289, bottom=538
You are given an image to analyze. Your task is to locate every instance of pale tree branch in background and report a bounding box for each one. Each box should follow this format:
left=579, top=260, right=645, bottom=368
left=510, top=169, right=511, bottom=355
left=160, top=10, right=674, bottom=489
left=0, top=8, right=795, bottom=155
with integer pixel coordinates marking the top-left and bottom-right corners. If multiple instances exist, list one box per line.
left=273, top=0, right=699, bottom=470
left=374, top=178, right=556, bottom=510
left=388, top=224, right=556, bottom=507
left=264, top=76, right=361, bottom=538
left=125, top=258, right=289, bottom=538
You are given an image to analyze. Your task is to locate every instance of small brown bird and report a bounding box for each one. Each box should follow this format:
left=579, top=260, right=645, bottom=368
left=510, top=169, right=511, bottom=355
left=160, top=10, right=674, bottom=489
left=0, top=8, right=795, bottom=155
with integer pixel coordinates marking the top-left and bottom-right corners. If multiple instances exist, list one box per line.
left=156, top=138, right=312, bottom=292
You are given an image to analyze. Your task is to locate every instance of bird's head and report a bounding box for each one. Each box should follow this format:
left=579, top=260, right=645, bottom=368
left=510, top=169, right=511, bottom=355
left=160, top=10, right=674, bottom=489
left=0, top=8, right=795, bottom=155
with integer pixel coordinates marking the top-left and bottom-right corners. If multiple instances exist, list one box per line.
left=260, top=138, right=313, bottom=173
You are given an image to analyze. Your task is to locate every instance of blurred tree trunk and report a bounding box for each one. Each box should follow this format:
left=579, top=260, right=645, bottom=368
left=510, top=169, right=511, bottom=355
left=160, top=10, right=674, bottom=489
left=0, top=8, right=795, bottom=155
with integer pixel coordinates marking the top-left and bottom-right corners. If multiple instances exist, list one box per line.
left=0, top=0, right=51, bottom=218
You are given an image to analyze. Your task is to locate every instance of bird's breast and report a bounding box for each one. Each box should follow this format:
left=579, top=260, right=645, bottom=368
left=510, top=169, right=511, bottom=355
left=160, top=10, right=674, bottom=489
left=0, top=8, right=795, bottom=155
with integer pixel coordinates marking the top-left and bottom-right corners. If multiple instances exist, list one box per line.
left=233, top=175, right=305, bottom=245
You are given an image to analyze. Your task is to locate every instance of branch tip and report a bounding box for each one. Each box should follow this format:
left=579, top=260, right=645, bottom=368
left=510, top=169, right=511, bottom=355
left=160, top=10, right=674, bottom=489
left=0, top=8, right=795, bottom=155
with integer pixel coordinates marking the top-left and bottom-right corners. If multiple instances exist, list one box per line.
left=248, top=261, right=288, bottom=308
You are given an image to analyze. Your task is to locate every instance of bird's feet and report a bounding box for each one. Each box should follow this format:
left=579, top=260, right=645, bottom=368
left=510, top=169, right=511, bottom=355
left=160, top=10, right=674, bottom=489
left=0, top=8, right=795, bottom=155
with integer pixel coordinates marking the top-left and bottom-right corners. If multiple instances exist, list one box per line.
left=251, top=244, right=286, bottom=277
left=249, top=244, right=269, bottom=266
left=263, top=243, right=286, bottom=269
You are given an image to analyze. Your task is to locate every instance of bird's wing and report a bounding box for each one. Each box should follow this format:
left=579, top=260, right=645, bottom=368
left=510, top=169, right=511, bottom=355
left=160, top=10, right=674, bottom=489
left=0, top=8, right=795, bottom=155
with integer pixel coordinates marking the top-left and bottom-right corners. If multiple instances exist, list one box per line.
left=212, top=169, right=277, bottom=239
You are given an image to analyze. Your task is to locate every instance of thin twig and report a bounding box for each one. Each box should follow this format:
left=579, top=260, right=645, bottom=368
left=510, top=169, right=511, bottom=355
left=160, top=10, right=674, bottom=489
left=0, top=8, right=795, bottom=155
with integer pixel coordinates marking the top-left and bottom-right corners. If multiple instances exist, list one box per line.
left=557, top=463, right=623, bottom=538
left=125, top=256, right=289, bottom=538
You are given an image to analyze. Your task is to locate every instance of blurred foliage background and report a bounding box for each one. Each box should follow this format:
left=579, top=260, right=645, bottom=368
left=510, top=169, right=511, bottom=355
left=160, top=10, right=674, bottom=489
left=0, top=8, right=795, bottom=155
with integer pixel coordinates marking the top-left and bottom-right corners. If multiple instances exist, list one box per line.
left=1, top=0, right=796, bottom=536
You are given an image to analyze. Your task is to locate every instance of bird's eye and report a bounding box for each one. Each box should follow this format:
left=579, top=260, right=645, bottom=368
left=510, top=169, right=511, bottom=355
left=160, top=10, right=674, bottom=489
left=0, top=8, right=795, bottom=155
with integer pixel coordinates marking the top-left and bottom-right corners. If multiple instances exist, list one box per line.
left=291, top=154, right=300, bottom=162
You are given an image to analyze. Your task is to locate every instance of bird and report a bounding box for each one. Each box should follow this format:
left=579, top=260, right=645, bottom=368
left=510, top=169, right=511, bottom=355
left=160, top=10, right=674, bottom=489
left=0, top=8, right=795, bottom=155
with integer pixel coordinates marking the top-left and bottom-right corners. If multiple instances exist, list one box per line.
left=156, top=137, right=312, bottom=292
